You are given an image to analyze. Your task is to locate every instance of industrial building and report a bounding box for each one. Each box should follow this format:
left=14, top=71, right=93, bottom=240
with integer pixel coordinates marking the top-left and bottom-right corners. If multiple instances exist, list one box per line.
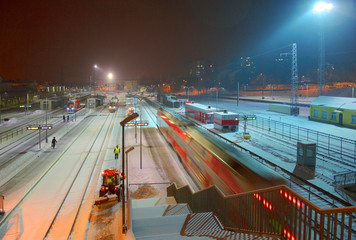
left=309, top=96, right=356, bottom=129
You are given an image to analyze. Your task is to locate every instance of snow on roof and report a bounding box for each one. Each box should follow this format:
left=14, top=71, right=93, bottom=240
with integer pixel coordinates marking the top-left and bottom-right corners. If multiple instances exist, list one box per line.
left=310, top=96, right=356, bottom=110
left=185, top=102, right=217, bottom=111
left=214, top=111, right=237, bottom=116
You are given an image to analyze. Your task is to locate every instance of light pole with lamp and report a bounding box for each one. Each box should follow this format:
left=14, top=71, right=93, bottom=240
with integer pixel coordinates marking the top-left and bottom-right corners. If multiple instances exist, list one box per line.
left=183, top=86, right=194, bottom=101
left=138, top=97, right=144, bottom=169
left=120, top=112, right=139, bottom=234
left=93, top=64, right=98, bottom=94
left=125, top=146, right=135, bottom=203
left=313, top=1, right=333, bottom=96
left=45, top=97, right=48, bottom=143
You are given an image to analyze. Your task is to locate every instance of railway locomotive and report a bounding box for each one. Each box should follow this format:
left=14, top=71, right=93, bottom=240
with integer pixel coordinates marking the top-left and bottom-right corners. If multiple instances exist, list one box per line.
left=108, top=96, right=119, bottom=113
left=66, top=94, right=90, bottom=112
left=157, top=107, right=286, bottom=195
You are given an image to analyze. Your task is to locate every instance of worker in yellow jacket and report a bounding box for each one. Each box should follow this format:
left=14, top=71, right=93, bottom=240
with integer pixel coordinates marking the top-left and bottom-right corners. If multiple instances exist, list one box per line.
left=114, top=145, right=120, bottom=159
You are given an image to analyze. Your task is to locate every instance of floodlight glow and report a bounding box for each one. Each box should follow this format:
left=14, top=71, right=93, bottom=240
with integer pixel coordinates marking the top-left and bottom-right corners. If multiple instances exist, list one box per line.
left=94, top=64, right=98, bottom=68
left=108, top=73, right=113, bottom=79
left=313, top=2, right=333, bottom=13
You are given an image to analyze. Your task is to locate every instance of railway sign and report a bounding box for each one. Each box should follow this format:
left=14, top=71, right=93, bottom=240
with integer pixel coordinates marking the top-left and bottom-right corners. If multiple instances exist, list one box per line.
left=27, top=126, right=40, bottom=130
left=39, top=125, right=53, bottom=130
left=236, top=115, right=256, bottom=121
left=126, top=121, right=148, bottom=127
left=27, top=125, right=53, bottom=130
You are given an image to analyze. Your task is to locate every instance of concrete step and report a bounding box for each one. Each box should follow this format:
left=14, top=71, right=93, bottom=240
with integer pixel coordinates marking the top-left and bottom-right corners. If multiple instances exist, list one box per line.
left=131, top=196, right=176, bottom=208
left=132, top=214, right=188, bottom=238
left=136, top=233, right=213, bottom=239
left=132, top=204, right=191, bottom=219
left=132, top=210, right=280, bottom=239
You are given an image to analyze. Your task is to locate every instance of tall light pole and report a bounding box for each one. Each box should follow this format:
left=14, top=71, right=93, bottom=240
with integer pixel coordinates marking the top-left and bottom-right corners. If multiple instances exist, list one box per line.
left=313, top=1, right=333, bottom=96
left=45, top=97, right=48, bottom=143
left=93, top=64, right=98, bottom=94
left=125, top=146, right=135, bottom=203
left=183, top=86, right=194, bottom=101
left=138, top=97, right=144, bottom=169
left=120, top=113, right=139, bottom=234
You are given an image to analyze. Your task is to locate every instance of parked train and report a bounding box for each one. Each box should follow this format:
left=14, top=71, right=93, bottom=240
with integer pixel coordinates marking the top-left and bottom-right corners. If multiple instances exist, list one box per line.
left=157, top=107, right=286, bottom=195
left=66, top=94, right=90, bottom=112
left=108, top=97, right=119, bottom=113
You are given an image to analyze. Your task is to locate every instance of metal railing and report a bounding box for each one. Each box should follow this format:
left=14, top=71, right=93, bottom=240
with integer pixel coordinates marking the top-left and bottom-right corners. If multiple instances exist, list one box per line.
left=334, top=172, right=356, bottom=186
left=167, top=183, right=356, bottom=239
left=0, top=113, right=56, bottom=144
left=249, top=116, right=356, bottom=163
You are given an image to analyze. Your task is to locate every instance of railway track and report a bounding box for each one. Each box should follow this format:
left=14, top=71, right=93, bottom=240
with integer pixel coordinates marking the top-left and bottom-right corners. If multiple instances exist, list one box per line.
left=0, top=107, right=115, bottom=239
left=44, top=109, right=115, bottom=239
left=124, top=97, right=354, bottom=208
left=245, top=125, right=355, bottom=178
left=0, top=109, right=63, bottom=140
left=0, top=108, right=92, bottom=188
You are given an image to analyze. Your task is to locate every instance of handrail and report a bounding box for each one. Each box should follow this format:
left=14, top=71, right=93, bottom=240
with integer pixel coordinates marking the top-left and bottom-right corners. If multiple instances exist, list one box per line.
left=167, top=183, right=356, bottom=240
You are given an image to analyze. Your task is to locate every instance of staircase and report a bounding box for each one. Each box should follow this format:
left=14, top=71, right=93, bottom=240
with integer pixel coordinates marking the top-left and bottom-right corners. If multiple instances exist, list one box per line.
left=130, top=197, right=279, bottom=240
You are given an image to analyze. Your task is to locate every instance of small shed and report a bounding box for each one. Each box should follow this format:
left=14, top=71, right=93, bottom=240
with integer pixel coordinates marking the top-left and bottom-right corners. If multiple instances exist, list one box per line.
left=185, top=102, right=217, bottom=123
left=39, top=98, right=63, bottom=110
left=309, top=96, right=356, bottom=129
left=88, top=95, right=105, bottom=108
left=214, top=110, right=239, bottom=132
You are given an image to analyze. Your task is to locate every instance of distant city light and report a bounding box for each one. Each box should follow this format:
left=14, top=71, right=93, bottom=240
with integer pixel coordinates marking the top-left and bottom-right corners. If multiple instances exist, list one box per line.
left=313, top=1, right=333, bottom=13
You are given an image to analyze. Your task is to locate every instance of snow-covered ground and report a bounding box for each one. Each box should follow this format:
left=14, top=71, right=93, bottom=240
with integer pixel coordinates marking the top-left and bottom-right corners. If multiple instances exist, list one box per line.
left=0, top=98, right=196, bottom=239
left=186, top=95, right=356, bottom=206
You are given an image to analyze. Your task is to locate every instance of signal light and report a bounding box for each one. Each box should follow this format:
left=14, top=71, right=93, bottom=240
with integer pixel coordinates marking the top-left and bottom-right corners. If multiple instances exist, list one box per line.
left=283, top=228, right=297, bottom=240
left=254, top=193, right=273, bottom=211
left=280, top=189, right=304, bottom=208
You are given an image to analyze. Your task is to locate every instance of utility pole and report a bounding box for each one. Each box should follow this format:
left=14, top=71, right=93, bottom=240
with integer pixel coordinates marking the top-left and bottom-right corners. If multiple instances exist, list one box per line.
left=280, top=43, right=298, bottom=116
left=237, top=80, right=239, bottom=106
left=45, top=98, right=48, bottom=143
left=318, top=28, right=325, bottom=96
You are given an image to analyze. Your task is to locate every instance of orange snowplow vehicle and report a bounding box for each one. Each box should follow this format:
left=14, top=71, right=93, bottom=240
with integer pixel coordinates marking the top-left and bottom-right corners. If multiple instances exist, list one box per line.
left=95, top=169, right=123, bottom=205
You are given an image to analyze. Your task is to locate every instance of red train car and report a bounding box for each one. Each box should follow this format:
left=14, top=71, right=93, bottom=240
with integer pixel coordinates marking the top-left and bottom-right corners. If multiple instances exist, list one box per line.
left=157, top=107, right=286, bottom=195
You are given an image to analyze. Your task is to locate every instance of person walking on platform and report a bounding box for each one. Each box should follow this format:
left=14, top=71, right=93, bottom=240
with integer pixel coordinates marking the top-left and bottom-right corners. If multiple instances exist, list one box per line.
left=114, top=145, right=120, bottom=159
left=67, top=115, right=69, bottom=122
left=63, top=115, right=65, bottom=122
left=52, top=137, right=57, bottom=149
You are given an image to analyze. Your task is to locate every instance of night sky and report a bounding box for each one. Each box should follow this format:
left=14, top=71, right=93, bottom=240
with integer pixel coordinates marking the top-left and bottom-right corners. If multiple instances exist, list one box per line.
left=0, top=0, right=355, bottom=86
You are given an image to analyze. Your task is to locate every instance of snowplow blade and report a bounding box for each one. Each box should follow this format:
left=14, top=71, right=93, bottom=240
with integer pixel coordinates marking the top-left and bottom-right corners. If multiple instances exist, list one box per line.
left=94, top=195, right=118, bottom=205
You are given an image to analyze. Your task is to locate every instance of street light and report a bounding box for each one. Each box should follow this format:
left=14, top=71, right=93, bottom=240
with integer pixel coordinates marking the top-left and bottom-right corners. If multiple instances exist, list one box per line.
left=125, top=146, right=135, bottom=203
left=93, top=64, right=98, bottom=94
left=183, top=86, right=194, bottom=101
left=120, top=112, right=139, bottom=234
left=313, top=1, right=333, bottom=96
left=313, top=1, right=333, bottom=13
left=45, top=97, right=48, bottom=143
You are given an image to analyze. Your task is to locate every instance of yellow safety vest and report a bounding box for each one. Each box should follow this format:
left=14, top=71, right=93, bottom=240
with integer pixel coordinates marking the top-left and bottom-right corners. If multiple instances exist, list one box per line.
left=115, top=147, right=120, bottom=154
